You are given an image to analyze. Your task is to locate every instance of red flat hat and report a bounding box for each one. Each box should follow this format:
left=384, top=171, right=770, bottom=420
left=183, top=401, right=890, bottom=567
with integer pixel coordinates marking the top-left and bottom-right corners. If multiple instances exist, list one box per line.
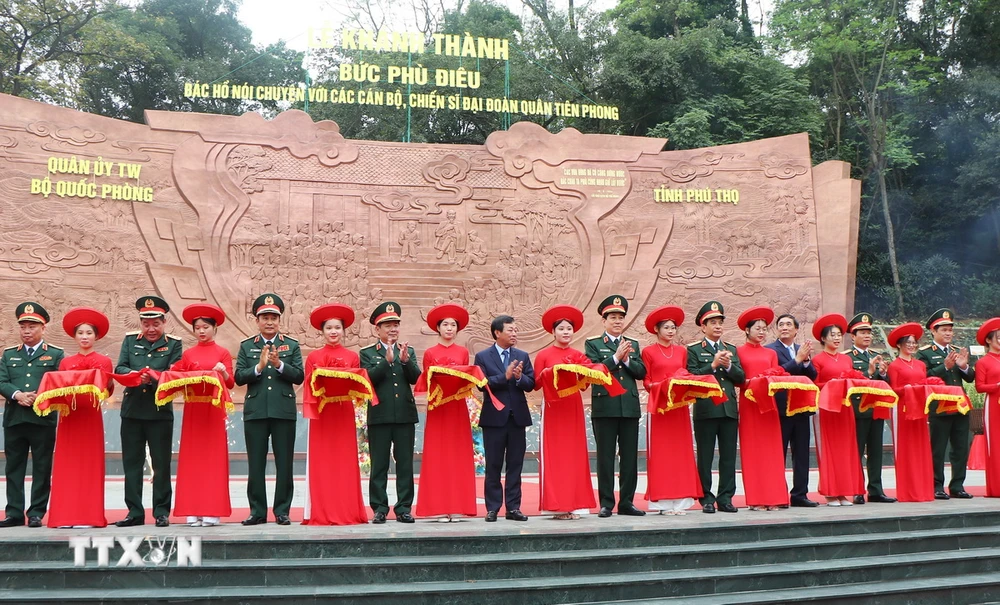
left=310, top=304, right=356, bottom=331
left=182, top=303, right=226, bottom=327
left=426, top=303, right=469, bottom=332
left=812, top=313, right=848, bottom=341
left=977, top=317, right=1000, bottom=346
left=542, top=305, right=584, bottom=333
left=737, top=306, right=775, bottom=331
left=888, top=322, right=923, bottom=348
left=62, top=307, right=110, bottom=339
left=645, top=306, right=684, bottom=334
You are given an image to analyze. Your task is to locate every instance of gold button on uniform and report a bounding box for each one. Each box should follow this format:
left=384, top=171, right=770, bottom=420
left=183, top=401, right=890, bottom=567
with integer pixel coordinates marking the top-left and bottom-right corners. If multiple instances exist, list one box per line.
left=26, top=373, right=31, bottom=377
left=27, top=363, right=32, bottom=367
left=268, top=386, right=272, bottom=390
left=147, top=354, right=152, bottom=357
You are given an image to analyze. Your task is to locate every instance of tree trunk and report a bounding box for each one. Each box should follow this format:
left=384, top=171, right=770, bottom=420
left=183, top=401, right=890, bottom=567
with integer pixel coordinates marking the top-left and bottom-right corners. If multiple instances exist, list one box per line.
left=875, top=154, right=905, bottom=316
left=568, top=0, right=576, bottom=31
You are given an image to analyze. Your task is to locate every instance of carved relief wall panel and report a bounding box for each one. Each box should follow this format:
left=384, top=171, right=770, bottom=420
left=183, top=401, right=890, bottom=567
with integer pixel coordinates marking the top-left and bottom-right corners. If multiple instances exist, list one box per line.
left=0, top=93, right=859, bottom=373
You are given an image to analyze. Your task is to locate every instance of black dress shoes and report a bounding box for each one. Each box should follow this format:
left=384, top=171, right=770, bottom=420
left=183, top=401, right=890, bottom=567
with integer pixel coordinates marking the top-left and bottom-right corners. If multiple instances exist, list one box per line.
left=372, top=512, right=387, bottom=524
left=852, top=495, right=866, bottom=505
left=950, top=490, right=974, bottom=499
left=0, top=517, right=24, bottom=528
left=868, top=492, right=897, bottom=503
left=115, top=516, right=144, bottom=528
left=598, top=507, right=613, bottom=518
left=241, top=515, right=267, bottom=526
left=485, top=511, right=498, bottom=522
left=276, top=514, right=291, bottom=525
left=702, top=503, right=716, bottom=514
left=155, top=515, right=169, bottom=528
left=717, top=502, right=739, bottom=513
left=28, top=516, right=42, bottom=528
left=505, top=510, right=528, bottom=521
left=618, top=504, right=646, bottom=516
left=396, top=513, right=415, bottom=523
left=934, top=490, right=950, bottom=500
left=790, top=498, right=819, bottom=508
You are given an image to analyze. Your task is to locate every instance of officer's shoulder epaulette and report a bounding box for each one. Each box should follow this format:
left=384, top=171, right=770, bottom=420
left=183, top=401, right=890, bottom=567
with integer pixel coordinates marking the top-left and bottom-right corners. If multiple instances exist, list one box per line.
left=45, top=344, right=63, bottom=350
left=586, top=334, right=603, bottom=341
left=919, top=344, right=932, bottom=351
left=359, top=343, right=378, bottom=350
left=3, top=344, right=18, bottom=351
left=687, top=340, right=703, bottom=347
left=870, top=349, right=886, bottom=356
left=125, top=331, right=140, bottom=336
left=166, top=334, right=182, bottom=341
left=240, top=335, right=258, bottom=343
left=281, top=335, right=299, bottom=343
left=844, top=349, right=857, bottom=355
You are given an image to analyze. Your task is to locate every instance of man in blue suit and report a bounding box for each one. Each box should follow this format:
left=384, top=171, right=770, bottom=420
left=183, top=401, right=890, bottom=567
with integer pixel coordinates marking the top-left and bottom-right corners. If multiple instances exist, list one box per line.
left=766, top=314, right=819, bottom=507
left=474, top=315, right=535, bottom=522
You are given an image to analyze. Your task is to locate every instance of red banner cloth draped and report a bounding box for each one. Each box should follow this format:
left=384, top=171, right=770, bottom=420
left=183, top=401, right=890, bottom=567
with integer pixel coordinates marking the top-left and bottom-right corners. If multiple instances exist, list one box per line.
left=154, top=370, right=234, bottom=414
left=414, top=365, right=495, bottom=411
left=819, top=378, right=898, bottom=420
left=898, top=383, right=970, bottom=420
left=540, top=363, right=626, bottom=401
left=306, top=367, right=376, bottom=418
left=745, top=375, right=820, bottom=416
left=645, top=370, right=725, bottom=414
left=109, top=369, right=160, bottom=388
left=33, top=369, right=110, bottom=417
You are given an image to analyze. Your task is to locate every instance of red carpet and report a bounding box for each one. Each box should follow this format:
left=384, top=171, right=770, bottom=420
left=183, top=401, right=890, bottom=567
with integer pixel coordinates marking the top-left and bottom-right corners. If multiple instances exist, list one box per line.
left=99, top=475, right=991, bottom=524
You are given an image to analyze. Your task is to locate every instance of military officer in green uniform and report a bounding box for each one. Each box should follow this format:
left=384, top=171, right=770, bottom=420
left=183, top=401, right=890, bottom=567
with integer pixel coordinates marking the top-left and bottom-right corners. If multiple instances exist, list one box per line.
left=585, top=295, right=647, bottom=517
left=115, top=296, right=182, bottom=527
left=846, top=313, right=896, bottom=504
left=687, top=301, right=745, bottom=514
left=0, top=303, right=63, bottom=528
left=360, top=302, right=421, bottom=524
left=916, top=308, right=975, bottom=500
left=235, top=294, right=304, bottom=525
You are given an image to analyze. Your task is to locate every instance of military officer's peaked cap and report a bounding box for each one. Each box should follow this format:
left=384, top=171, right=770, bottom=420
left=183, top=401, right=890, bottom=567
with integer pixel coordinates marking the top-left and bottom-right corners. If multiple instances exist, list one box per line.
left=848, top=312, right=874, bottom=334
left=253, top=293, right=285, bottom=316
left=598, top=295, right=628, bottom=317
left=16, top=301, right=49, bottom=324
left=926, top=308, right=955, bottom=331
left=370, top=301, right=402, bottom=325
left=135, top=295, right=169, bottom=319
left=695, top=301, right=725, bottom=326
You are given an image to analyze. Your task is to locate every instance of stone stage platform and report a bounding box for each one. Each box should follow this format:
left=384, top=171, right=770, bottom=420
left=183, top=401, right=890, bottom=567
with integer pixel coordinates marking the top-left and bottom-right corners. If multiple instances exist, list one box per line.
left=0, top=470, right=999, bottom=604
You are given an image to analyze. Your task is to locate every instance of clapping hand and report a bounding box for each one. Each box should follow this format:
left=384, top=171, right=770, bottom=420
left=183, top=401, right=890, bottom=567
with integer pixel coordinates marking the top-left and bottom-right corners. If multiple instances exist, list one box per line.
left=257, top=344, right=271, bottom=373
left=399, top=341, right=411, bottom=363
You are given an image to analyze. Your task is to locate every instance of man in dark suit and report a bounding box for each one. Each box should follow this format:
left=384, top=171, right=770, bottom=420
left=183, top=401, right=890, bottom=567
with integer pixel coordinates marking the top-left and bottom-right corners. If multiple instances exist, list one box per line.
left=474, top=315, right=535, bottom=522
left=687, top=301, right=744, bottom=514
left=766, top=313, right=819, bottom=507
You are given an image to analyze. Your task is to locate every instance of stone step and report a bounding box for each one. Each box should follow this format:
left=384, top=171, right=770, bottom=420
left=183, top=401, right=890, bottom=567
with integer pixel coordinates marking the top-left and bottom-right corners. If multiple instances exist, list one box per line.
left=600, top=573, right=1000, bottom=604
left=4, top=547, right=1000, bottom=603
left=0, top=511, right=1000, bottom=563
left=2, top=525, right=997, bottom=590
left=1, top=511, right=995, bottom=562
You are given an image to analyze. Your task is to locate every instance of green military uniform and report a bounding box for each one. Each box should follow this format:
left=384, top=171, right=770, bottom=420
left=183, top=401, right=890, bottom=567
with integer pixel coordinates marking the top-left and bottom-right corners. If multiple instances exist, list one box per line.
left=584, top=295, right=646, bottom=513
left=0, top=302, right=63, bottom=525
left=915, top=308, right=975, bottom=497
left=234, top=294, right=304, bottom=522
left=847, top=312, right=891, bottom=500
left=116, top=296, right=182, bottom=523
left=687, top=301, right=745, bottom=510
left=359, top=302, right=421, bottom=519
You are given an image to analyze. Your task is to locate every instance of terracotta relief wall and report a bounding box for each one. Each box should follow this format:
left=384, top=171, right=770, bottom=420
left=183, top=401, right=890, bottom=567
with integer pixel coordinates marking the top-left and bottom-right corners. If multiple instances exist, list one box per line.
left=0, top=93, right=859, bottom=386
